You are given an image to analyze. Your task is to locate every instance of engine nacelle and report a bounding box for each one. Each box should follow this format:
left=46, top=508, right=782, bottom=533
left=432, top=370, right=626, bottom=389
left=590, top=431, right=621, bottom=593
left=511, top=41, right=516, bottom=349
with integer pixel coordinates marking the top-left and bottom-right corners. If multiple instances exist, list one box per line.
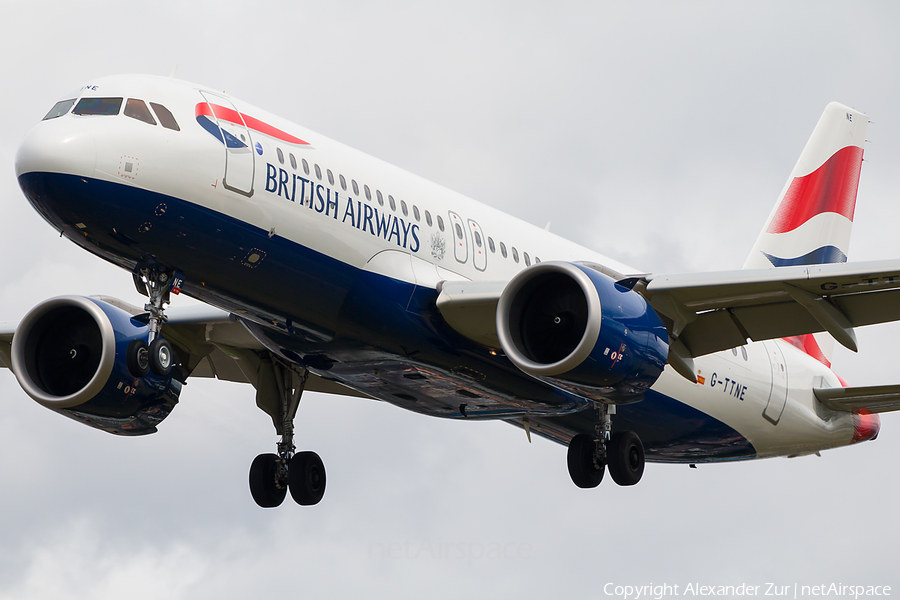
left=10, top=296, right=181, bottom=435
left=496, top=262, right=668, bottom=403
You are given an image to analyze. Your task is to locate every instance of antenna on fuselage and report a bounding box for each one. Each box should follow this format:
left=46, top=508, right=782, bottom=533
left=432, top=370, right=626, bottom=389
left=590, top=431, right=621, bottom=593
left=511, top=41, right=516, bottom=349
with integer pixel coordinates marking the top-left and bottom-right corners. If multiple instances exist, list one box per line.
left=169, top=62, right=179, bottom=79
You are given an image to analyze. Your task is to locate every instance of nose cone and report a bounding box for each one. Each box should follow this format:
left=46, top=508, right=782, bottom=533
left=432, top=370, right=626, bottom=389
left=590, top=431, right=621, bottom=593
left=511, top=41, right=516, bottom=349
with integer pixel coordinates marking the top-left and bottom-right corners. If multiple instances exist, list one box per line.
left=852, top=411, right=881, bottom=443
left=16, top=121, right=96, bottom=180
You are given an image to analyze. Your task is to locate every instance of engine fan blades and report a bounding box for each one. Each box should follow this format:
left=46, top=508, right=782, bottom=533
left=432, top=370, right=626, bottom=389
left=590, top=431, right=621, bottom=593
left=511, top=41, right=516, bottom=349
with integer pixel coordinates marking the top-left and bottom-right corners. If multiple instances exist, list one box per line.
left=519, top=274, right=588, bottom=364
left=34, top=308, right=103, bottom=396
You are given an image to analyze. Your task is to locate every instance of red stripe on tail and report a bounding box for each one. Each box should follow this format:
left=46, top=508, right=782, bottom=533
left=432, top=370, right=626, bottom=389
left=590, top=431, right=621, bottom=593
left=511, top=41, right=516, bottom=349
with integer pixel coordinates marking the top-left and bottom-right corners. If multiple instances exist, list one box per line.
left=782, top=334, right=831, bottom=368
left=766, top=145, right=863, bottom=234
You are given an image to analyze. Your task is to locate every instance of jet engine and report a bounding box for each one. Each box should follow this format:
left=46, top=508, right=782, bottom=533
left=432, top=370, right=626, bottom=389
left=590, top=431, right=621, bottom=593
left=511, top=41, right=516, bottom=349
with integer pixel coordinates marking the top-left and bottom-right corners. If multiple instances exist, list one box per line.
left=10, top=296, right=181, bottom=435
left=496, top=262, right=668, bottom=403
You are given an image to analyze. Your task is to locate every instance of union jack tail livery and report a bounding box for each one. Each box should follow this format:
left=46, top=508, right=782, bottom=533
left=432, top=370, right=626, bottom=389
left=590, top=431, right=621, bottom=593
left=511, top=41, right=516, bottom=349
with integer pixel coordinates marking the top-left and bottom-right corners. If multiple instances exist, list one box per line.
left=744, top=102, right=868, bottom=368
left=744, top=102, right=867, bottom=270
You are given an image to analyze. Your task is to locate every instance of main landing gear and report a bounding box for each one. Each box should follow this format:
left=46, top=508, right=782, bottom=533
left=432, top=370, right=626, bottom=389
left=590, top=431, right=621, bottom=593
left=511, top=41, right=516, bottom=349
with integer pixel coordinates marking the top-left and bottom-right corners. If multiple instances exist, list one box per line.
left=566, top=403, right=645, bottom=488
left=248, top=357, right=326, bottom=508
left=127, top=264, right=176, bottom=379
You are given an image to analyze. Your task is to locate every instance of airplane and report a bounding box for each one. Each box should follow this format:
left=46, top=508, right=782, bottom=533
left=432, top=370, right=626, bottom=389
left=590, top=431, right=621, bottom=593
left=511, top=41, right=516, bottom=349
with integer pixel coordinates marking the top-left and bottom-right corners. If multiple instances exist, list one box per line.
left=4, top=74, right=900, bottom=509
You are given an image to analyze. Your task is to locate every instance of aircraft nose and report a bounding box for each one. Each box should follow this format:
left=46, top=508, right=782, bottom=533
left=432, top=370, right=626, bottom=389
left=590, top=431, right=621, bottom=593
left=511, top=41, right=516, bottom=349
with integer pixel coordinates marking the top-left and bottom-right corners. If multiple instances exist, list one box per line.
left=15, top=121, right=96, bottom=180
left=851, top=411, right=880, bottom=443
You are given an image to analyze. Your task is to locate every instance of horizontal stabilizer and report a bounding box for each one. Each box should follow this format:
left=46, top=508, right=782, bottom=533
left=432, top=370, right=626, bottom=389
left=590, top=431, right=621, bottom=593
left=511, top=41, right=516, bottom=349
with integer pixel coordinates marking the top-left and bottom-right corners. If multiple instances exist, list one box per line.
left=814, top=385, right=900, bottom=413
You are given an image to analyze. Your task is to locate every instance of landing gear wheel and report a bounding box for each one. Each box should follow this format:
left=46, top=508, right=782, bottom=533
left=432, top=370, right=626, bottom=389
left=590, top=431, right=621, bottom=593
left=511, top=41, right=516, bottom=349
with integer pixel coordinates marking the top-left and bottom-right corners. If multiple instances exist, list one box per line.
left=126, top=339, right=150, bottom=378
left=249, top=453, right=287, bottom=508
left=567, top=433, right=604, bottom=488
left=607, top=431, right=644, bottom=486
left=289, top=451, right=326, bottom=505
left=149, top=337, right=174, bottom=376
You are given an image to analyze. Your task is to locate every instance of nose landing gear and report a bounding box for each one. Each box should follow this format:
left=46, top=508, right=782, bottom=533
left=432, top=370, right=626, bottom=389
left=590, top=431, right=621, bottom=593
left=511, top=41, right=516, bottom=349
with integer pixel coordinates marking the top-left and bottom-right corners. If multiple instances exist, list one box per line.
left=127, top=264, right=177, bottom=378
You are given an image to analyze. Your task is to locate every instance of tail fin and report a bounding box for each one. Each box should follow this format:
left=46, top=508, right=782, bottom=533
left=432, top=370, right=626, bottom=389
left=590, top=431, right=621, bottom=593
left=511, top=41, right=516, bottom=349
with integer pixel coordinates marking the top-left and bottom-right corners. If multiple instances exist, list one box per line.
left=743, top=102, right=868, bottom=270
left=744, top=102, right=868, bottom=368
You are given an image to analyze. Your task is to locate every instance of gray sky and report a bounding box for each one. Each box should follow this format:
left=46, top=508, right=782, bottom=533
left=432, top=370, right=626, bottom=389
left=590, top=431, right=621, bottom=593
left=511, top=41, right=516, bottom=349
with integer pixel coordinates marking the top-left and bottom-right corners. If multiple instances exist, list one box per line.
left=2, top=1, right=899, bottom=598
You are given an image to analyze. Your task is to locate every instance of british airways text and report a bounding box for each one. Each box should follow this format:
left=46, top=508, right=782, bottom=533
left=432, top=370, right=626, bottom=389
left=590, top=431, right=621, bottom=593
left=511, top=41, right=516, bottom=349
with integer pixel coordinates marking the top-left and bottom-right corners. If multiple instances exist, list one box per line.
left=265, top=163, right=420, bottom=252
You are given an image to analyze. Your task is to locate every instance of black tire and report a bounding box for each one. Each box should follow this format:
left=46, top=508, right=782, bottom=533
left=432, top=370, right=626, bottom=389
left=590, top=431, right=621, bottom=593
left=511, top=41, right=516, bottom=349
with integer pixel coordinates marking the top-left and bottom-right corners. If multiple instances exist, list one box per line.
left=289, top=451, right=326, bottom=506
left=607, top=431, right=645, bottom=486
left=249, top=453, right=287, bottom=508
left=566, top=433, right=604, bottom=488
left=149, top=337, right=174, bottom=376
left=126, top=339, right=150, bottom=378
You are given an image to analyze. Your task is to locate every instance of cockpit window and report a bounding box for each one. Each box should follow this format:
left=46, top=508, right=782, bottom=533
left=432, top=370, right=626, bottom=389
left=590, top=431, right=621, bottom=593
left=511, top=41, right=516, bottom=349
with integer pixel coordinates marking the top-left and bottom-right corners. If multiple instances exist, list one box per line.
left=73, top=97, right=123, bottom=116
left=124, top=99, right=157, bottom=125
left=43, top=99, right=76, bottom=120
left=150, top=102, right=180, bottom=131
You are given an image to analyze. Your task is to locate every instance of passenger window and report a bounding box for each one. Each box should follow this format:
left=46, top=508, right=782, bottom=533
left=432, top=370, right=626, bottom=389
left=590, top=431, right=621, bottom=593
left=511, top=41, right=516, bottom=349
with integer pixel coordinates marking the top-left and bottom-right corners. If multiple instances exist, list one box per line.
left=339, top=174, right=347, bottom=191
left=150, top=103, right=180, bottom=131
left=413, top=205, right=420, bottom=221
left=500, top=242, right=507, bottom=258
left=73, top=97, right=123, bottom=116
left=512, top=247, right=519, bottom=263
left=327, top=169, right=334, bottom=185
left=534, top=257, right=541, bottom=264
left=524, top=252, right=531, bottom=266
left=376, top=190, right=384, bottom=206
left=389, top=195, right=396, bottom=211
left=314, top=164, right=322, bottom=180
left=277, top=148, right=285, bottom=165
left=352, top=180, right=359, bottom=195
left=302, top=159, right=310, bottom=175
left=289, top=154, right=297, bottom=170
left=741, top=347, right=748, bottom=361
left=364, top=185, right=372, bottom=201
left=124, top=99, right=156, bottom=125
left=425, top=211, right=433, bottom=227
left=488, top=237, right=495, bottom=253
left=437, top=216, right=445, bottom=232
left=43, top=99, right=75, bottom=120
left=401, top=200, right=408, bottom=217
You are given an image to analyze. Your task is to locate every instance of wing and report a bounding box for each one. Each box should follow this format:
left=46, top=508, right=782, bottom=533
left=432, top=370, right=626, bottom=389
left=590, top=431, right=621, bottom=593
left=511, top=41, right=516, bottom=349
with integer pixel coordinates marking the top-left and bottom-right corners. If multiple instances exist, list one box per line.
left=437, top=260, right=900, bottom=382
left=0, top=296, right=368, bottom=400
left=636, top=258, right=900, bottom=357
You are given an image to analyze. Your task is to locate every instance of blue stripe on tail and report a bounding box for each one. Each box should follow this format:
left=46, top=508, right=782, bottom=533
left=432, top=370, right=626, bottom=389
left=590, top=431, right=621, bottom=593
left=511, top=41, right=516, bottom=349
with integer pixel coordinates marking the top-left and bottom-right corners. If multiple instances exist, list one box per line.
left=763, top=245, right=847, bottom=267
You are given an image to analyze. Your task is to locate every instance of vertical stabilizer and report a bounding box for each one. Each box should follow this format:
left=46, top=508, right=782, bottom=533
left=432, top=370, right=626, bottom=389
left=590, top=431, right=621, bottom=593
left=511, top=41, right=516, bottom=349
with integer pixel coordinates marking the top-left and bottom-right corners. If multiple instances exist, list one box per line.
left=743, top=102, right=867, bottom=270
left=744, top=102, right=868, bottom=368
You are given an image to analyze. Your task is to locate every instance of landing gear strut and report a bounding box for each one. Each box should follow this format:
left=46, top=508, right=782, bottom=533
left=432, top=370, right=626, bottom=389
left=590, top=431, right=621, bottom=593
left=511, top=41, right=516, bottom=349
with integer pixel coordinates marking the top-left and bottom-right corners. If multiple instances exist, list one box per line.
left=249, top=357, right=326, bottom=508
left=566, top=403, right=645, bottom=488
left=127, top=264, right=176, bottom=378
